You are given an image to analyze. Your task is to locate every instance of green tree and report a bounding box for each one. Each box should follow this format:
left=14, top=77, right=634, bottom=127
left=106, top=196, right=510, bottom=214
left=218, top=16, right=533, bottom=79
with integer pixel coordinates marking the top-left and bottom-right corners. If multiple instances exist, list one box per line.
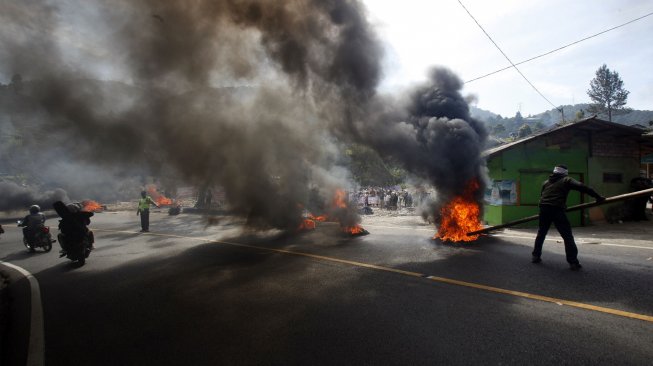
left=345, top=144, right=405, bottom=186
left=517, top=124, right=532, bottom=138
left=587, top=64, right=630, bottom=122
left=492, top=123, right=506, bottom=135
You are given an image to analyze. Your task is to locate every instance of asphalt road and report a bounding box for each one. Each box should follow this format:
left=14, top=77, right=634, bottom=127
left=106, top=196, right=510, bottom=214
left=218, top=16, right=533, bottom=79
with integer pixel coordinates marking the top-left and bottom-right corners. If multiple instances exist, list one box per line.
left=1, top=210, right=652, bottom=365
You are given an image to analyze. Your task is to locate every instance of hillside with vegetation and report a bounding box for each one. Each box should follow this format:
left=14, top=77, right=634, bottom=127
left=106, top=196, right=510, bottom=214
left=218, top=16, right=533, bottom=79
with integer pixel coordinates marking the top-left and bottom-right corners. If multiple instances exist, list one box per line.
left=472, top=105, right=653, bottom=142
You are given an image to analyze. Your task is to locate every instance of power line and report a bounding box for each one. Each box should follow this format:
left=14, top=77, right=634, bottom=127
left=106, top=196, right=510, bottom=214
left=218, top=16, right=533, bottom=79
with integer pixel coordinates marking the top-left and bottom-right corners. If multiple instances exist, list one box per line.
left=456, top=0, right=560, bottom=112
left=465, top=11, right=653, bottom=84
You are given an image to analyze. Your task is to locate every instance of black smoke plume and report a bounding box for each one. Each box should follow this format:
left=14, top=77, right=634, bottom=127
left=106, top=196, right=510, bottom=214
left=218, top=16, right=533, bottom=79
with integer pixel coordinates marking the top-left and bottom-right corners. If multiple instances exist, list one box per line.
left=349, top=68, right=488, bottom=225
left=0, top=0, right=486, bottom=231
left=0, top=182, right=70, bottom=212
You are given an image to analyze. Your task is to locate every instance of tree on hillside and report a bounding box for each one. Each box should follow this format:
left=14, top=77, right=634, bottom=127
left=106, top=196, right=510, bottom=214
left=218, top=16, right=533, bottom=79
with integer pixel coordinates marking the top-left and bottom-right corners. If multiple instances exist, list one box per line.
left=517, top=124, right=532, bottom=138
left=586, top=64, right=630, bottom=122
left=345, top=144, right=405, bottom=187
left=492, top=123, right=506, bottom=135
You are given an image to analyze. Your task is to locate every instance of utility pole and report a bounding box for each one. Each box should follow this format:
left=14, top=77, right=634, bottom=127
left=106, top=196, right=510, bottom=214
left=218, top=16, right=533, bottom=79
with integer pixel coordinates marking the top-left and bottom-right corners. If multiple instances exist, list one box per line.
left=558, top=106, right=565, bottom=123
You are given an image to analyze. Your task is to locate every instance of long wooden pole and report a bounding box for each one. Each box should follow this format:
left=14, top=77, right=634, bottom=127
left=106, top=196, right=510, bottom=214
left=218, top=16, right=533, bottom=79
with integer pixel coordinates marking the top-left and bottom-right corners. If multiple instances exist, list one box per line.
left=467, top=187, right=653, bottom=236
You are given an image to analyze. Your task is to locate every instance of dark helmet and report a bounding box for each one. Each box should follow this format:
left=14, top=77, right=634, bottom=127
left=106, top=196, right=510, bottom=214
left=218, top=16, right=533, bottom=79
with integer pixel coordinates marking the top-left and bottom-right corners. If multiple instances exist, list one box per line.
left=66, top=202, right=82, bottom=213
left=141, top=190, right=147, bottom=197
left=29, top=205, right=40, bottom=214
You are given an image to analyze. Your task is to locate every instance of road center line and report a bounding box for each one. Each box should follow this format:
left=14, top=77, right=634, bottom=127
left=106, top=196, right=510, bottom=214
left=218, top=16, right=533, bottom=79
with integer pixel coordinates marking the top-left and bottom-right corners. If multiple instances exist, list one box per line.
left=94, top=228, right=653, bottom=323
left=0, top=261, right=45, bottom=366
left=362, top=225, right=653, bottom=250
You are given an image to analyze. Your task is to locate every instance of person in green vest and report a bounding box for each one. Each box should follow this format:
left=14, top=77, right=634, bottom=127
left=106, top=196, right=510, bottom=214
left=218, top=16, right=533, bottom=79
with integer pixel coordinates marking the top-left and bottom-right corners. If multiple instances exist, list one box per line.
left=137, top=190, right=159, bottom=232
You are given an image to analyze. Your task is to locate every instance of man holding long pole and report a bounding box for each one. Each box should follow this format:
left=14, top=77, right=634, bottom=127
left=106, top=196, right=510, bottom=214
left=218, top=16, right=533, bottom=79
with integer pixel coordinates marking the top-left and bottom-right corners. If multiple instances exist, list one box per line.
left=532, top=164, right=605, bottom=270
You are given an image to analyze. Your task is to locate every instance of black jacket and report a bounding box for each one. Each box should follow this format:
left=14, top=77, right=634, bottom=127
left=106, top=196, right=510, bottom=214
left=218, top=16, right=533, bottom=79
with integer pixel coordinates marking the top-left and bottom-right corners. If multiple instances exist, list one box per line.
left=20, top=213, right=46, bottom=231
left=539, top=174, right=601, bottom=208
left=53, top=201, right=93, bottom=242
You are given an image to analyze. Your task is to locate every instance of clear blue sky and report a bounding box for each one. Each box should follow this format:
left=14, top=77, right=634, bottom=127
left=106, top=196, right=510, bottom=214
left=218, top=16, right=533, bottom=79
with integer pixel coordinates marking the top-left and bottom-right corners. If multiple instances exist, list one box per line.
left=364, top=0, right=653, bottom=117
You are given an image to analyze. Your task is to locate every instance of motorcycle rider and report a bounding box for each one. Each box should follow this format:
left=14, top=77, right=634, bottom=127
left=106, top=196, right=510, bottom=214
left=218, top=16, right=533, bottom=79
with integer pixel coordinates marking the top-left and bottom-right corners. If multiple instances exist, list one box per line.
left=53, top=201, right=94, bottom=257
left=18, top=205, right=46, bottom=244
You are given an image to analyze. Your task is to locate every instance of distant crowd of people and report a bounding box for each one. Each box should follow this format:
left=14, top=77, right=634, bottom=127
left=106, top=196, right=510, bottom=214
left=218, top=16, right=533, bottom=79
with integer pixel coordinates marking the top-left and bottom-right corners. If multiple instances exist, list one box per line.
left=351, top=188, right=431, bottom=210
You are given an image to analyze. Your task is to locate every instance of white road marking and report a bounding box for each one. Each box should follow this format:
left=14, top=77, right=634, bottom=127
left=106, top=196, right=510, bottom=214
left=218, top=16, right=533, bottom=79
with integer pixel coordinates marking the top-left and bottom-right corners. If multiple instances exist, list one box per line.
left=492, top=234, right=653, bottom=250
left=362, top=224, right=434, bottom=232
left=0, top=261, right=44, bottom=366
left=363, top=224, right=653, bottom=250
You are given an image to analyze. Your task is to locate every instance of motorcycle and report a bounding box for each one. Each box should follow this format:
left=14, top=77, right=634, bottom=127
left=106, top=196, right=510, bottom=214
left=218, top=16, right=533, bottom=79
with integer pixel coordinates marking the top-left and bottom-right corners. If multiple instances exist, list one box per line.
left=17, top=220, right=55, bottom=252
left=57, top=231, right=93, bottom=265
left=53, top=200, right=94, bottom=266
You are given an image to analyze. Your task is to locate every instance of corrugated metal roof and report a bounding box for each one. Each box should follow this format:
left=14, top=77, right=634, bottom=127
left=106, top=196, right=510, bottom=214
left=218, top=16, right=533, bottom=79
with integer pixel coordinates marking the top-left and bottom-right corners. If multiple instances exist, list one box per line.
left=483, top=116, right=649, bottom=158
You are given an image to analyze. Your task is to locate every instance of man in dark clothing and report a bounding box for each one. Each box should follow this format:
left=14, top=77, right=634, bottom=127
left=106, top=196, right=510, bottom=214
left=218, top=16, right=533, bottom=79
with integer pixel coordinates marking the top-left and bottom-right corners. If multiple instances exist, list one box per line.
left=532, top=164, right=605, bottom=270
left=19, top=205, right=46, bottom=243
left=53, top=201, right=94, bottom=256
left=624, top=172, right=652, bottom=221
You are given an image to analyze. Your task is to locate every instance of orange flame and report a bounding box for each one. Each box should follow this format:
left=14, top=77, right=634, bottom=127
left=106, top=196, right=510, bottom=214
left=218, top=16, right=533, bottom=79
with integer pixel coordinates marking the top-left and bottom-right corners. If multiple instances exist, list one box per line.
left=82, top=200, right=103, bottom=212
left=308, top=213, right=327, bottom=222
left=332, top=189, right=367, bottom=235
left=343, top=225, right=366, bottom=235
left=298, top=189, right=367, bottom=235
left=332, top=189, right=348, bottom=208
left=146, top=184, right=173, bottom=206
left=155, top=196, right=173, bottom=206
left=297, top=218, right=316, bottom=231
left=434, top=180, right=483, bottom=242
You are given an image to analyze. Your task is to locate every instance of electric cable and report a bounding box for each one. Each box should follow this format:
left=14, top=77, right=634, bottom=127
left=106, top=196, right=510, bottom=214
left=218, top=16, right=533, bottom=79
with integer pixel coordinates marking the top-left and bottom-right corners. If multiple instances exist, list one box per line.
left=457, top=0, right=559, bottom=111
left=465, top=11, right=653, bottom=84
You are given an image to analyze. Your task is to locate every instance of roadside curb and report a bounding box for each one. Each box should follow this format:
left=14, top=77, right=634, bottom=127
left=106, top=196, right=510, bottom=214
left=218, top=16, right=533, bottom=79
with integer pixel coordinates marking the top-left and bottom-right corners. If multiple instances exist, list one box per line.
left=0, top=262, right=44, bottom=366
left=0, top=270, right=9, bottom=362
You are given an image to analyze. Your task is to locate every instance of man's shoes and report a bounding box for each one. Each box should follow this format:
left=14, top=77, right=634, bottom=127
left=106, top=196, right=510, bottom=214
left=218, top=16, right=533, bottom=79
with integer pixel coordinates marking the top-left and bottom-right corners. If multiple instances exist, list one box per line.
left=531, top=256, right=542, bottom=264
left=569, top=263, right=583, bottom=271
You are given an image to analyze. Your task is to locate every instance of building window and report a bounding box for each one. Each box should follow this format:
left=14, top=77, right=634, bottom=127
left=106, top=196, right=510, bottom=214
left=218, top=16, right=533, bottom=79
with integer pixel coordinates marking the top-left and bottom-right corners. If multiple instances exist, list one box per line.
left=603, top=173, right=623, bottom=183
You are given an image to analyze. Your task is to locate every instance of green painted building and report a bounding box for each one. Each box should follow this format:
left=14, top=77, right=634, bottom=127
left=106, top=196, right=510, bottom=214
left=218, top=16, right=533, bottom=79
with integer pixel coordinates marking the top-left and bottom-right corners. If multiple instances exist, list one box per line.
left=483, top=117, right=653, bottom=227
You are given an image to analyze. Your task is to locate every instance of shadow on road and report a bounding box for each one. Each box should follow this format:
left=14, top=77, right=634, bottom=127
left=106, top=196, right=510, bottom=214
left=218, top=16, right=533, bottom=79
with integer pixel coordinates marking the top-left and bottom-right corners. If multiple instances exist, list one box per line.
left=1, top=250, right=46, bottom=262
left=32, top=227, right=653, bottom=365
